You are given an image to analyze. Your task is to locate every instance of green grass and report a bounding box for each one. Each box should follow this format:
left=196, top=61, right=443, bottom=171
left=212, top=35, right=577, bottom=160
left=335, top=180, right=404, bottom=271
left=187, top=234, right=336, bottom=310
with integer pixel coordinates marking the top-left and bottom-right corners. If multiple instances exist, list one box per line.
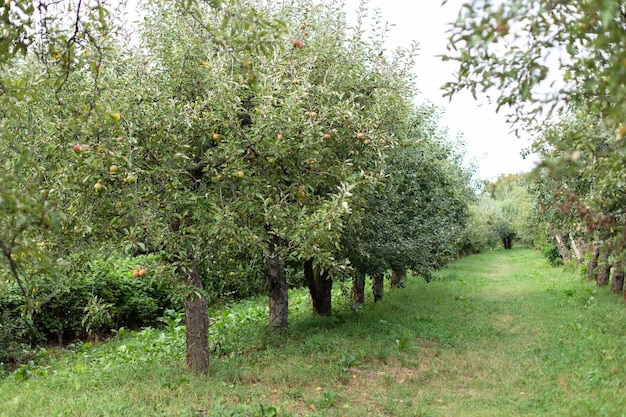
left=2, top=247, right=626, bottom=416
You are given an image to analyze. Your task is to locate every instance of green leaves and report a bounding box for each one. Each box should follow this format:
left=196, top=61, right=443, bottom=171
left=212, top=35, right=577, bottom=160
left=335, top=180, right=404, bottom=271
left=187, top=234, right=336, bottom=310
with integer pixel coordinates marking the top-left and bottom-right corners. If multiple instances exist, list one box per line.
left=445, top=0, right=626, bottom=128
left=0, top=0, right=34, bottom=62
left=0, top=0, right=476, bottom=336
left=445, top=0, right=626, bottom=263
left=341, top=106, right=474, bottom=278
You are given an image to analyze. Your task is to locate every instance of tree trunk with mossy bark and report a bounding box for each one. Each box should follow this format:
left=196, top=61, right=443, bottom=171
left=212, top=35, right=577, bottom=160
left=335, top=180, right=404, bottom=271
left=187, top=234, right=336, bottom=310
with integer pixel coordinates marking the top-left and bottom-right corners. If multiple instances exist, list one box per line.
left=304, top=258, right=332, bottom=316
left=266, top=234, right=288, bottom=332
left=588, top=245, right=600, bottom=281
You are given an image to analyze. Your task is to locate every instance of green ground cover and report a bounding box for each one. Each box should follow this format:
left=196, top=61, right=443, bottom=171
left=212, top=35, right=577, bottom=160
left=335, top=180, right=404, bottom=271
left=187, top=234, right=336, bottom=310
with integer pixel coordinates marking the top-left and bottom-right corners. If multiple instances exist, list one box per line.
left=1, top=247, right=625, bottom=416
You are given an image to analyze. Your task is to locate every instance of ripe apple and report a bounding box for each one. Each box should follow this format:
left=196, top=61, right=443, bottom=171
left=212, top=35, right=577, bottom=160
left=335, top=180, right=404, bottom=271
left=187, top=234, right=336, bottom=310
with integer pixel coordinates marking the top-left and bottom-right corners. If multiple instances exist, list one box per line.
left=363, top=139, right=371, bottom=145
left=133, top=269, right=140, bottom=277
left=292, top=39, right=304, bottom=48
left=277, top=133, right=284, bottom=140
left=212, top=133, right=220, bottom=141
left=236, top=170, right=245, bottom=178
left=323, top=133, right=331, bottom=140
left=139, top=268, right=147, bottom=276
left=72, top=144, right=82, bottom=153
left=356, top=132, right=365, bottom=139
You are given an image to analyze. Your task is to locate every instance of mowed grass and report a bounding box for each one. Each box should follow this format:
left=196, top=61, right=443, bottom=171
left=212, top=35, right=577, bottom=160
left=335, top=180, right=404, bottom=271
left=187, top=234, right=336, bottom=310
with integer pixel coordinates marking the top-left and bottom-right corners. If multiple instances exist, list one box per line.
left=2, top=247, right=626, bottom=416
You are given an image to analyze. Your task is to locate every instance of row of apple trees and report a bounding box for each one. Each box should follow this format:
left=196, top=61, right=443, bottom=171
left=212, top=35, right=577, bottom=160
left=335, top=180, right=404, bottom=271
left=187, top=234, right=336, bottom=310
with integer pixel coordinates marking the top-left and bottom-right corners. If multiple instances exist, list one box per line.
left=464, top=174, right=533, bottom=253
left=1, top=0, right=474, bottom=373
left=444, top=0, right=626, bottom=295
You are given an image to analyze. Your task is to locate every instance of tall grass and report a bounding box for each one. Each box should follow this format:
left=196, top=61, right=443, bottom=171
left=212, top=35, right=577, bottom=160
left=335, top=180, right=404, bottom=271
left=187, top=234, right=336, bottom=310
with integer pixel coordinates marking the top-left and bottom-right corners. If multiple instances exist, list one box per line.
left=1, top=247, right=625, bottom=416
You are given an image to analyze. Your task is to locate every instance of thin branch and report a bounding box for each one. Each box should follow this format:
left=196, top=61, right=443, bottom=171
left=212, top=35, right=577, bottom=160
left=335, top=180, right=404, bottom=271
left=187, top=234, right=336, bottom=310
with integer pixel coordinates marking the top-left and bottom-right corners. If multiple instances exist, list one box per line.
left=0, top=239, right=30, bottom=306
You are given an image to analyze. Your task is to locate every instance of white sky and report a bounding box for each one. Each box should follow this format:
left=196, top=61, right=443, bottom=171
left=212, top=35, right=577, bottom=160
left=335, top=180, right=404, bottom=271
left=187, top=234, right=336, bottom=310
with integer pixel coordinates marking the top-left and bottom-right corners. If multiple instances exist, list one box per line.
left=342, top=0, right=540, bottom=180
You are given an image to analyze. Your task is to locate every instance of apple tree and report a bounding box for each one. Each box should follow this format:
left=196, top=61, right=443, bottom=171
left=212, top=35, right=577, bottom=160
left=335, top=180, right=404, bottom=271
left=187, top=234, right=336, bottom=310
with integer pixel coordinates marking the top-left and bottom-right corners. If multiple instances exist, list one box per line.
left=342, top=105, right=474, bottom=302
left=444, top=0, right=626, bottom=293
left=444, top=0, right=625, bottom=128
left=0, top=0, right=289, bottom=374
left=9, top=0, right=423, bottom=373
left=482, top=174, right=533, bottom=250
left=528, top=108, right=623, bottom=287
left=0, top=0, right=119, bottom=313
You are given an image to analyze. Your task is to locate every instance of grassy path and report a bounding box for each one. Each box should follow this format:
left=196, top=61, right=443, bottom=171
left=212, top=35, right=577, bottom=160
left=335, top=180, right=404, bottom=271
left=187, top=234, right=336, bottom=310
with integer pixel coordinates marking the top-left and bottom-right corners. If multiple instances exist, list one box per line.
left=2, top=247, right=626, bottom=416
left=404, top=248, right=626, bottom=417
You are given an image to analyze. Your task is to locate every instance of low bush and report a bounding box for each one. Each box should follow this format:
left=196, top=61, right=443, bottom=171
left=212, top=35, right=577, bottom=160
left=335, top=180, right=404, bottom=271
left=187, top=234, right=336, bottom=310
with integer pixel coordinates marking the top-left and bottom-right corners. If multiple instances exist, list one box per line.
left=0, top=252, right=180, bottom=367
left=0, top=306, right=43, bottom=373
left=31, top=253, right=180, bottom=345
left=540, top=243, right=563, bottom=267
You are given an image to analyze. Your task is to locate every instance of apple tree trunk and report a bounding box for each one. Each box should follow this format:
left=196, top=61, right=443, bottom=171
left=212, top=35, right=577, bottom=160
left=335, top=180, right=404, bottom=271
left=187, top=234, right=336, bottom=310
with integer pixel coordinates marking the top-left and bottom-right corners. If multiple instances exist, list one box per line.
left=266, top=234, right=288, bottom=332
left=569, top=235, right=585, bottom=264
left=351, top=271, right=365, bottom=304
left=553, top=234, right=570, bottom=261
left=372, top=274, right=384, bottom=302
left=390, top=267, right=407, bottom=288
left=596, top=251, right=611, bottom=287
left=588, top=245, right=600, bottom=281
left=610, top=263, right=624, bottom=294
left=180, top=249, right=210, bottom=375
left=304, top=258, right=333, bottom=316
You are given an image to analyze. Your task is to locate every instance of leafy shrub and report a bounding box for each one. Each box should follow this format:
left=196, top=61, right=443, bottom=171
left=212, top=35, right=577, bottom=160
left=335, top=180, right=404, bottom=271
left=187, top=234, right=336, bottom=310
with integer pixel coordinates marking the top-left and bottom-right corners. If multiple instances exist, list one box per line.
left=541, top=244, right=563, bottom=267
left=0, top=312, right=42, bottom=373
left=0, top=252, right=180, bottom=354
left=31, top=253, right=180, bottom=344
left=0, top=280, right=45, bottom=370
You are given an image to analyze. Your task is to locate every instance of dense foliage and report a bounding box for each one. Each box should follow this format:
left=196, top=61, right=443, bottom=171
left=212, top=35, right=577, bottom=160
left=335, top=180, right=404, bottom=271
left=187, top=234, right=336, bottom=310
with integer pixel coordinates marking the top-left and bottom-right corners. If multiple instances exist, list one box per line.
left=0, top=0, right=476, bottom=374
left=342, top=106, right=473, bottom=294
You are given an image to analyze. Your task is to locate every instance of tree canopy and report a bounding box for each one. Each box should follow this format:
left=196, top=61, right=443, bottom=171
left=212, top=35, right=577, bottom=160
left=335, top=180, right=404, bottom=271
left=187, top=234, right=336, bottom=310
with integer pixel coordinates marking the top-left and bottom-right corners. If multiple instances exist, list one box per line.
left=0, top=0, right=479, bottom=374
